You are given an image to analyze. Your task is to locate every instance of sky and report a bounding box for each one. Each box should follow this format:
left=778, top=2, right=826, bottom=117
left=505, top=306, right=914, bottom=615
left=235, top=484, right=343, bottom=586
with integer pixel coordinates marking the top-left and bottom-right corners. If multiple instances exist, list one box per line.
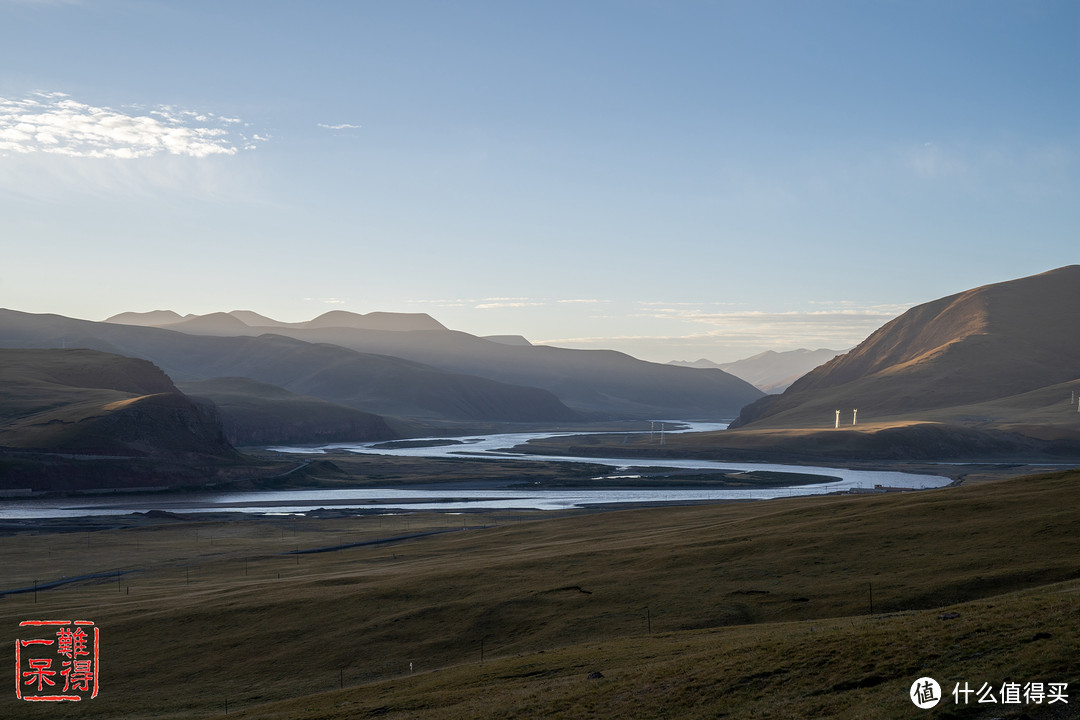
left=1, top=0, right=1077, bottom=363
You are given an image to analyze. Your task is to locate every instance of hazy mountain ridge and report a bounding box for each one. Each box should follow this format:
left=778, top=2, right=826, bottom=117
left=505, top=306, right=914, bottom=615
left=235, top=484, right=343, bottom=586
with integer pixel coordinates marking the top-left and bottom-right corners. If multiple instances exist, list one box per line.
left=0, top=309, right=579, bottom=425
left=670, top=348, right=842, bottom=393
left=106, top=309, right=448, bottom=333
left=107, top=310, right=763, bottom=419
left=731, top=266, right=1080, bottom=438
left=103, top=309, right=188, bottom=327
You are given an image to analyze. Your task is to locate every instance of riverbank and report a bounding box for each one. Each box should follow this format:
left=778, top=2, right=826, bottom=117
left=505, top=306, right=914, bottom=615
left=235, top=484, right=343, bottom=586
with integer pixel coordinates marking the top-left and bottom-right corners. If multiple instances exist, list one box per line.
left=2, top=468, right=1076, bottom=718
left=527, top=420, right=1080, bottom=464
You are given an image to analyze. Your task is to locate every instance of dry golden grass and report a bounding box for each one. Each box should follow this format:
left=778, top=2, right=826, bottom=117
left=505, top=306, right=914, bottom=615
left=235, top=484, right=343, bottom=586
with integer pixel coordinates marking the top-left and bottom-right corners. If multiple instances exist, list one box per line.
left=1, top=469, right=1077, bottom=718
left=223, top=582, right=1080, bottom=720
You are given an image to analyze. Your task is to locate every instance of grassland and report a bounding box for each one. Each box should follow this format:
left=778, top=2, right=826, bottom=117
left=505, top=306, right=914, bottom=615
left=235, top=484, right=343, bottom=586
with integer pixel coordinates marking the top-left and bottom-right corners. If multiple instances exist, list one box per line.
left=1, top=467, right=1077, bottom=718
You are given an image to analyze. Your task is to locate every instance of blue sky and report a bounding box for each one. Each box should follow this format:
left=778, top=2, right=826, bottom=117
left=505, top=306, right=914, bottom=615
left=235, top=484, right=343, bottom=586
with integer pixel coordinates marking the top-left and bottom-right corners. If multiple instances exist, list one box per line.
left=1, top=0, right=1077, bottom=362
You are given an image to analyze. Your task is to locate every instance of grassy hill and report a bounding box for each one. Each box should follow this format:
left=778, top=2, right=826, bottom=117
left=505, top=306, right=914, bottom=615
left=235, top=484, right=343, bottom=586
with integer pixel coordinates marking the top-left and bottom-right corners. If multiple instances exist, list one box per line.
left=0, top=348, right=235, bottom=458
left=0, top=468, right=1076, bottom=718
left=727, top=267, right=1080, bottom=459
left=0, top=348, right=266, bottom=491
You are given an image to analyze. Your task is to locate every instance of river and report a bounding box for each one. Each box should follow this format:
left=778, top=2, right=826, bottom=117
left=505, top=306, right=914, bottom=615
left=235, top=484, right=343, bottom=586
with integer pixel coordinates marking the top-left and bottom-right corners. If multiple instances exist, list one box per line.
left=0, top=422, right=950, bottom=518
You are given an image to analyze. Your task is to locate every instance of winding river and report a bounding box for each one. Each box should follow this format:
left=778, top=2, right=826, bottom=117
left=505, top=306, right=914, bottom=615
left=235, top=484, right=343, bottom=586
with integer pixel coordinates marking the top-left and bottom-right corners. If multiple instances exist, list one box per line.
left=0, top=423, right=950, bottom=518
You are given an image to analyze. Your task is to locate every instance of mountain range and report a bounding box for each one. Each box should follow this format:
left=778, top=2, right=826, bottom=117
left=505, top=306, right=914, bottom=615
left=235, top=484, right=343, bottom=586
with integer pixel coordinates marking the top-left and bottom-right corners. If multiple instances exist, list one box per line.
left=5, top=265, right=1079, bottom=490
left=0, top=309, right=581, bottom=425
left=102, top=309, right=764, bottom=420
left=106, top=309, right=448, bottom=333
left=0, top=306, right=763, bottom=490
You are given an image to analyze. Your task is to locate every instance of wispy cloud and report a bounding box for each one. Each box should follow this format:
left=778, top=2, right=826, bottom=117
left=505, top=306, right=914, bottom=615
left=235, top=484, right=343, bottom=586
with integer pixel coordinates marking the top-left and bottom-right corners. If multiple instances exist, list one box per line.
left=474, top=300, right=546, bottom=309
left=410, top=296, right=614, bottom=309
left=317, top=123, right=361, bottom=131
left=540, top=302, right=910, bottom=355
left=304, top=297, right=348, bottom=305
left=0, top=92, right=258, bottom=159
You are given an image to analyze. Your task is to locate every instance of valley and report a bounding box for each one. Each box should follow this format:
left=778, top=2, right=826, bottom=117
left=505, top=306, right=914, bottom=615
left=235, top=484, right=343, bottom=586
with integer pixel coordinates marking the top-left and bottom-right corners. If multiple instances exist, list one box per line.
left=2, top=267, right=1079, bottom=716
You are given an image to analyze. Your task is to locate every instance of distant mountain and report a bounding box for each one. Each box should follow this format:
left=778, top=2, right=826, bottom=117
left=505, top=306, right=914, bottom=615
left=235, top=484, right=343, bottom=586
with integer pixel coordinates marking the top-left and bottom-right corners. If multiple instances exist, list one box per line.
left=105, top=311, right=763, bottom=419
left=483, top=335, right=533, bottom=347
left=732, top=266, right=1080, bottom=431
left=670, top=349, right=842, bottom=393
left=668, top=358, right=726, bottom=370
left=179, top=377, right=397, bottom=446
left=165, top=312, right=253, bottom=335
left=0, top=348, right=245, bottom=491
left=227, top=310, right=289, bottom=327
left=0, top=310, right=580, bottom=425
left=301, top=310, right=446, bottom=332
left=105, top=309, right=186, bottom=326
left=107, top=309, right=447, bottom=334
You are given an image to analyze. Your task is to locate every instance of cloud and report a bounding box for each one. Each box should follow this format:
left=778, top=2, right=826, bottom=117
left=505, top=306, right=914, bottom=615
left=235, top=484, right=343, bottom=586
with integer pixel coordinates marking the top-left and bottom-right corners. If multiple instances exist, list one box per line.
left=411, top=296, right=614, bottom=310
left=556, top=298, right=611, bottom=305
left=317, top=123, right=362, bottom=131
left=474, top=301, right=546, bottom=309
left=540, top=302, right=911, bottom=355
left=637, top=305, right=906, bottom=341
left=303, top=297, right=347, bottom=305
left=0, top=92, right=258, bottom=159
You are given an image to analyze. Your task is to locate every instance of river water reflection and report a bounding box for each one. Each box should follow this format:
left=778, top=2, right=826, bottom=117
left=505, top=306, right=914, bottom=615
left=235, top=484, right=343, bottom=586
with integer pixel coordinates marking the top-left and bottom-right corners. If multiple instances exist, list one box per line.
left=0, top=422, right=951, bottom=518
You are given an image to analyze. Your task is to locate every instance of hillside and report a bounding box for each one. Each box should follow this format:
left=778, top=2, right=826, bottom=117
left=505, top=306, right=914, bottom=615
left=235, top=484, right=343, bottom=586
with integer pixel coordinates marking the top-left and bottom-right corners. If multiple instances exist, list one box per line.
left=731, top=266, right=1080, bottom=435
left=179, top=377, right=398, bottom=446
left=105, top=310, right=763, bottom=419
left=0, top=348, right=231, bottom=455
left=0, top=310, right=580, bottom=425
left=0, top=349, right=253, bottom=491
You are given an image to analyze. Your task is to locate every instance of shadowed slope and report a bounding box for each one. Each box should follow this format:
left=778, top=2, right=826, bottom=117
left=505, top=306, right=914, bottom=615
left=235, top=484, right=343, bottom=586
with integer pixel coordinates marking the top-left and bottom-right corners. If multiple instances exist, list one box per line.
left=0, top=349, right=253, bottom=490
left=0, top=348, right=233, bottom=456
left=179, top=377, right=398, bottom=446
